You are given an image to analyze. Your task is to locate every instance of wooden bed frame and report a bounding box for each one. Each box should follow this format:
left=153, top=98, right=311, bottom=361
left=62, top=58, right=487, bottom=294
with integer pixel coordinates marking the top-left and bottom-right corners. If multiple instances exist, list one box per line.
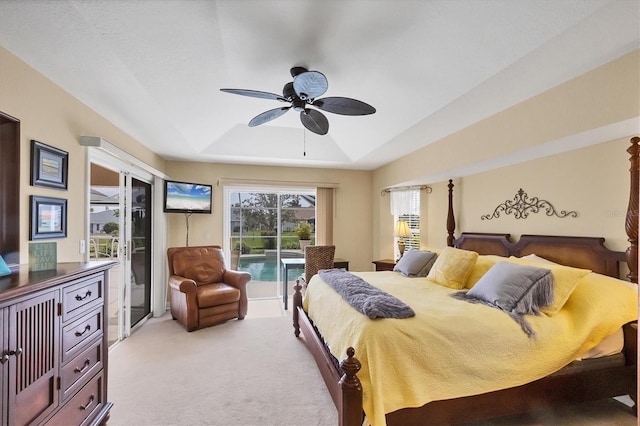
left=292, top=136, right=639, bottom=425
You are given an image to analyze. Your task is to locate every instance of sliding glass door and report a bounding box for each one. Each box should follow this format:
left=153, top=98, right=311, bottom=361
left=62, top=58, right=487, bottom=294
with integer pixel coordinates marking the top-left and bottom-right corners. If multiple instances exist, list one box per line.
left=90, top=162, right=153, bottom=346
left=128, top=177, right=152, bottom=327
left=226, top=188, right=315, bottom=301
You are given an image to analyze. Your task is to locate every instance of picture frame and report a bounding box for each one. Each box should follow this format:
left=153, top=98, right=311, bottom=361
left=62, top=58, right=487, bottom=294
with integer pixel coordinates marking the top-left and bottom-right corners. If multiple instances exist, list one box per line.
left=30, top=140, right=68, bottom=190
left=30, top=196, right=67, bottom=240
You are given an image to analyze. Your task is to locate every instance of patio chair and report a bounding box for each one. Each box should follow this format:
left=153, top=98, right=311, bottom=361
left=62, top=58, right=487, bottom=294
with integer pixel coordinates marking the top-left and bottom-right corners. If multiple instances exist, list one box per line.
left=299, top=245, right=335, bottom=288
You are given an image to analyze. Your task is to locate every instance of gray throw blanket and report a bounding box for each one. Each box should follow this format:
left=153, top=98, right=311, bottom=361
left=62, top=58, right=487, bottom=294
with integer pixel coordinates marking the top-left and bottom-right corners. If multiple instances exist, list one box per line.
left=318, top=269, right=415, bottom=319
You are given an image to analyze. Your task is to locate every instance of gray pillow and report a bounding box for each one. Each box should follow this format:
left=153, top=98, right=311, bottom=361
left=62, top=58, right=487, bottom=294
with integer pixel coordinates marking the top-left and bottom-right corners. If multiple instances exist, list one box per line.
left=452, top=261, right=554, bottom=337
left=393, top=250, right=438, bottom=277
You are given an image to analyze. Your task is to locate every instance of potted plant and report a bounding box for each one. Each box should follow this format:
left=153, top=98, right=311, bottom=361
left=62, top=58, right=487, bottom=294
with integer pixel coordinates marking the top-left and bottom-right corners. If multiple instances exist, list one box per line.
left=294, top=221, right=312, bottom=250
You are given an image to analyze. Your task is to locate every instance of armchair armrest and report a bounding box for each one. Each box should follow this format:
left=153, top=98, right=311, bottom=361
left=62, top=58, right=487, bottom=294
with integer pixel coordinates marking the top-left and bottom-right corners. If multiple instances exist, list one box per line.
left=222, top=270, right=251, bottom=289
left=168, top=275, right=197, bottom=293
left=222, top=270, right=251, bottom=319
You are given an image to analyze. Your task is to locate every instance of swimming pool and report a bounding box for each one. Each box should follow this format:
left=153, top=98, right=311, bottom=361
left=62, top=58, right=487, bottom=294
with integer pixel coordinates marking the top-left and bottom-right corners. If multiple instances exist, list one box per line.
left=239, top=256, right=303, bottom=282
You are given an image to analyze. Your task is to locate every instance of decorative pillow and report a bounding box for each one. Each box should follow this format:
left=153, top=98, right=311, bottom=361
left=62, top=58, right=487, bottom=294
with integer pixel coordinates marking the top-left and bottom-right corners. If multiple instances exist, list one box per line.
left=426, top=247, right=478, bottom=289
left=393, top=250, right=437, bottom=277
left=507, top=257, right=590, bottom=315
left=452, top=261, right=554, bottom=337
left=465, top=254, right=508, bottom=289
left=416, top=253, right=438, bottom=277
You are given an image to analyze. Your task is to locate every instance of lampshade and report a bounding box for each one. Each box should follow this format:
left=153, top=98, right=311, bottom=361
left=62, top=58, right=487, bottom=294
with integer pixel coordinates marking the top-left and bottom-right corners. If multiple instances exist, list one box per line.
left=394, top=220, right=411, bottom=238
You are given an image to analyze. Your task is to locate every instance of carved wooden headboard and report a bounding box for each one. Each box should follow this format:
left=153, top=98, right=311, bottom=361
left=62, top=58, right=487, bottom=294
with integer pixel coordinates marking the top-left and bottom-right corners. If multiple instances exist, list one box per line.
left=454, top=233, right=624, bottom=278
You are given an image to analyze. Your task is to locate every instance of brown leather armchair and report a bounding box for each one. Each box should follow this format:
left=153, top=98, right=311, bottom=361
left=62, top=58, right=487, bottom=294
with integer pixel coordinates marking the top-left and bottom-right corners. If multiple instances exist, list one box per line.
left=167, top=245, right=251, bottom=331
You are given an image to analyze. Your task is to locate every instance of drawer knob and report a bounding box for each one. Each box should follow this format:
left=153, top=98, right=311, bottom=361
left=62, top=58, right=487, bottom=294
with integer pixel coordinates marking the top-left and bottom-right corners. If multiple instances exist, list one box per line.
left=74, top=358, right=92, bottom=374
left=9, top=348, right=22, bottom=357
left=75, top=290, right=92, bottom=301
left=0, top=354, right=8, bottom=364
left=80, top=394, right=95, bottom=411
left=75, top=325, right=91, bottom=337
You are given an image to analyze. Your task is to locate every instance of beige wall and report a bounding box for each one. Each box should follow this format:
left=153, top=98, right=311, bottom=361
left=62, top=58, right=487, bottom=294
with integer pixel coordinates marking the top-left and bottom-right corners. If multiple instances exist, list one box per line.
left=455, top=138, right=630, bottom=250
left=373, top=49, right=640, bottom=259
left=0, top=46, right=166, bottom=263
left=164, top=162, right=374, bottom=271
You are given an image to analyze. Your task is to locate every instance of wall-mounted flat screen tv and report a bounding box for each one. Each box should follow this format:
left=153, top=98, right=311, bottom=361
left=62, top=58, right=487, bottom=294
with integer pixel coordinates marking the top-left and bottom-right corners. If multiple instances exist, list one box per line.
left=163, top=180, right=212, bottom=214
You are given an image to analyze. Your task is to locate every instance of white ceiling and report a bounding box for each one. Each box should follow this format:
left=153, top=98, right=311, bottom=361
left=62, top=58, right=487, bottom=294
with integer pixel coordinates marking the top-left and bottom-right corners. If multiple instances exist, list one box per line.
left=0, top=0, right=638, bottom=170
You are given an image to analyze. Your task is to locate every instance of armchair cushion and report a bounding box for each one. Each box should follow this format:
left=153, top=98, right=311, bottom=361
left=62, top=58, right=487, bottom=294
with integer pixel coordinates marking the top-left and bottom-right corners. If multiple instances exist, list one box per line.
left=198, top=283, right=240, bottom=307
left=171, top=247, right=225, bottom=284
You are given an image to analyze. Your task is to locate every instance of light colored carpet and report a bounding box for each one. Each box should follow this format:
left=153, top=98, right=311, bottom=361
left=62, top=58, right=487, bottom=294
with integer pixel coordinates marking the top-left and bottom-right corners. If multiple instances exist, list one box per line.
left=108, top=301, right=637, bottom=426
left=108, top=302, right=335, bottom=426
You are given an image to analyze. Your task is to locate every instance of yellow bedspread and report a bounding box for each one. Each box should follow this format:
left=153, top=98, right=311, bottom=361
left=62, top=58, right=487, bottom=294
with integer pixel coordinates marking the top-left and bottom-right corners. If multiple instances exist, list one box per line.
left=302, top=270, right=638, bottom=426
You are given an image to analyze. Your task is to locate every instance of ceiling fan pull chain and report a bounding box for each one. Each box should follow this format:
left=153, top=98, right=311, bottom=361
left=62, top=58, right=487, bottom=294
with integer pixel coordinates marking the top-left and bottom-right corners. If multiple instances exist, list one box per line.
left=303, top=129, right=306, bottom=157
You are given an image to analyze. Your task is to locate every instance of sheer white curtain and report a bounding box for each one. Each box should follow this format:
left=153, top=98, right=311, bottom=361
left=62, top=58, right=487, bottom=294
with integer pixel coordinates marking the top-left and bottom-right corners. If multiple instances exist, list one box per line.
left=390, top=189, right=421, bottom=255
left=390, top=189, right=420, bottom=215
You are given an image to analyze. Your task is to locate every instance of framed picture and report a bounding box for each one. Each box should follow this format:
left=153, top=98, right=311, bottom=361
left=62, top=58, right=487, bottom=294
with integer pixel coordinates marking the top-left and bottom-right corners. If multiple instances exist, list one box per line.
left=30, top=196, right=67, bottom=240
left=30, top=140, right=68, bottom=190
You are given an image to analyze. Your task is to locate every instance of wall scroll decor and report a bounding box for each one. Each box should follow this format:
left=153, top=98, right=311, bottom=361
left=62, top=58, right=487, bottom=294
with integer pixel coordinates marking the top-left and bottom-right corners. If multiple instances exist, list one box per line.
left=30, top=196, right=67, bottom=240
left=31, top=140, right=68, bottom=190
left=481, top=188, right=578, bottom=220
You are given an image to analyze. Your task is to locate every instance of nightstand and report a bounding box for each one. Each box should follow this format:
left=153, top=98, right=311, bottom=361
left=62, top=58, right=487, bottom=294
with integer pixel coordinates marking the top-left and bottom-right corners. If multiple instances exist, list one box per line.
left=372, top=259, right=396, bottom=271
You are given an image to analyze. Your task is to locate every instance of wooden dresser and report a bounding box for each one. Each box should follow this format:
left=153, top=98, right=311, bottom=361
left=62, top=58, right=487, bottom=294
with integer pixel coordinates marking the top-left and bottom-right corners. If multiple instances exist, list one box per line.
left=0, top=261, right=115, bottom=425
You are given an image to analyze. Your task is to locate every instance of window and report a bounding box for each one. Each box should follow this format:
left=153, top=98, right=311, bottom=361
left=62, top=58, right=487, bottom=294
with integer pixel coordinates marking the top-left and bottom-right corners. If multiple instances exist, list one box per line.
left=390, top=189, right=420, bottom=258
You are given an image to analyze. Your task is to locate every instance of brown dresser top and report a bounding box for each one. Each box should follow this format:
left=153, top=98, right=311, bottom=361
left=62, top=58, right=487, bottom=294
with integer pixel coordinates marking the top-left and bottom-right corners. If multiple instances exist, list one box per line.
left=0, top=261, right=117, bottom=302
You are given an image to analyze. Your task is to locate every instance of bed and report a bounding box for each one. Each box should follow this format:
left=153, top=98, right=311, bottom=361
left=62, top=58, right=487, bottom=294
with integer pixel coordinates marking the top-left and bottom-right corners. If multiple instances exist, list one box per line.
left=292, top=136, right=640, bottom=426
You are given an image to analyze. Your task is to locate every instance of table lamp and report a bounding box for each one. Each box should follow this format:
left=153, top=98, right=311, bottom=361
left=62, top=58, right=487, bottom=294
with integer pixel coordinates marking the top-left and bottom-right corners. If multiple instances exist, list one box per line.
left=394, top=220, right=411, bottom=259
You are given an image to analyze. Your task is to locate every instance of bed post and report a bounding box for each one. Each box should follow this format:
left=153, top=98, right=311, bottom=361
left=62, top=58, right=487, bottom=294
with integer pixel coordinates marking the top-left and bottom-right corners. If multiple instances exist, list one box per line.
left=292, top=280, right=302, bottom=336
left=626, top=136, right=639, bottom=283
left=339, top=347, right=363, bottom=426
left=447, top=179, right=456, bottom=247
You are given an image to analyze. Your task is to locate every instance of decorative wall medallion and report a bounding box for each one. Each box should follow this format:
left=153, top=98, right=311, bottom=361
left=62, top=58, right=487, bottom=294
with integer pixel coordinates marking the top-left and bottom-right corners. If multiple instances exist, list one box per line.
left=481, top=189, right=578, bottom=220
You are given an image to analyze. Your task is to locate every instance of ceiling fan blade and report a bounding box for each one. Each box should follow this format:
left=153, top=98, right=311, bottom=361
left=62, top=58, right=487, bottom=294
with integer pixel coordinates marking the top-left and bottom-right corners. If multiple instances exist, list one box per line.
left=312, top=97, right=376, bottom=115
left=248, top=107, right=291, bottom=127
left=220, top=88, right=286, bottom=101
left=293, top=71, right=328, bottom=100
left=282, top=82, right=296, bottom=100
left=300, top=109, right=329, bottom=135
left=290, top=66, right=308, bottom=78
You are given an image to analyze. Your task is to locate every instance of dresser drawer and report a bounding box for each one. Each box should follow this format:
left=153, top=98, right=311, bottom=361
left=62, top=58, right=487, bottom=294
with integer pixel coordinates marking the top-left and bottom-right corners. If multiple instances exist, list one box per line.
left=61, top=337, right=103, bottom=401
left=62, top=308, right=103, bottom=363
left=62, top=275, right=104, bottom=321
left=46, top=371, right=104, bottom=426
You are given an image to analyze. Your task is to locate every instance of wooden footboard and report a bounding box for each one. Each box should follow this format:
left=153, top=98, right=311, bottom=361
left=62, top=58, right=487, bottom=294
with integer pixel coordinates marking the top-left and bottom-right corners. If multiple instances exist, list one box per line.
left=293, top=281, right=364, bottom=426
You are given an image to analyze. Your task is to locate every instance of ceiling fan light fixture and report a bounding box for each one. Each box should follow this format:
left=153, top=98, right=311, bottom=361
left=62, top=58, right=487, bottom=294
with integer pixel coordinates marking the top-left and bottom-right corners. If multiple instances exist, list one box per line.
left=292, top=97, right=306, bottom=112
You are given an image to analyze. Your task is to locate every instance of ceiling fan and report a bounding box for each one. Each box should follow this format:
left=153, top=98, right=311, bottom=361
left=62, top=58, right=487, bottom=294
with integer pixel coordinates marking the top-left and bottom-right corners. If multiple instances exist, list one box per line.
left=220, top=66, right=376, bottom=135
